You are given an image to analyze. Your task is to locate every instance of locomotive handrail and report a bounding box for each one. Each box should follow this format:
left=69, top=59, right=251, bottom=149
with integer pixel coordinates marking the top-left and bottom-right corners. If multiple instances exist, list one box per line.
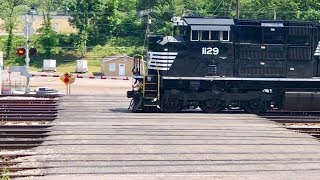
left=140, top=56, right=146, bottom=97
left=154, top=60, right=161, bottom=100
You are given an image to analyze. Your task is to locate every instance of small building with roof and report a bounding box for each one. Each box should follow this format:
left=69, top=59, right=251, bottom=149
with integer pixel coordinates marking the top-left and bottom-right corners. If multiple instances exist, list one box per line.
left=101, top=55, right=133, bottom=76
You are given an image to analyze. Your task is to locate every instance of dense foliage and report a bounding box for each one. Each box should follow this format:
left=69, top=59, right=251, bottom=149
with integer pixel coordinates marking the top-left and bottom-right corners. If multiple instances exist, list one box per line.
left=0, top=0, right=319, bottom=66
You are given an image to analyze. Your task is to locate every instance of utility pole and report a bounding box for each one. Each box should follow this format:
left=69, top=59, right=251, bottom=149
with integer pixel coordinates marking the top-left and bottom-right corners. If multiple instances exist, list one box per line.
left=143, top=10, right=151, bottom=73
left=25, top=15, right=30, bottom=93
left=0, top=51, right=3, bottom=94
left=25, top=15, right=30, bottom=68
left=146, top=11, right=151, bottom=51
left=236, top=0, right=240, bottom=19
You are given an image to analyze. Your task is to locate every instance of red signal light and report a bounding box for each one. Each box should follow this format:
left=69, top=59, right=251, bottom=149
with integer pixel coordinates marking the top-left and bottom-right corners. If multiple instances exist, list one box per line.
left=17, top=48, right=26, bottom=56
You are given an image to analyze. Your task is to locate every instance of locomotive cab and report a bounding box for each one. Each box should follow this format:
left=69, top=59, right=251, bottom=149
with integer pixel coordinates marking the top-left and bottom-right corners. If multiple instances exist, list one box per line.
left=165, top=17, right=236, bottom=77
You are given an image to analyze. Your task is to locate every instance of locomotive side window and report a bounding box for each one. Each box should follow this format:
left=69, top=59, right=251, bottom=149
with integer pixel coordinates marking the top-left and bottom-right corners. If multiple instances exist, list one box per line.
left=191, top=30, right=199, bottom=41
left=196, top=30, right=229, bottom=42
left=201, top=31, right=210, bottom=40
left=222, top=31, right=229, bottom=41
left=210, top=31, right=219, bottom=40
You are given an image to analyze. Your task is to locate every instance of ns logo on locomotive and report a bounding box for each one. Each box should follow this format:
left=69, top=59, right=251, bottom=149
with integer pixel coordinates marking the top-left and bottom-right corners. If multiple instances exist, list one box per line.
left=127, top=16, right=320, bottom=113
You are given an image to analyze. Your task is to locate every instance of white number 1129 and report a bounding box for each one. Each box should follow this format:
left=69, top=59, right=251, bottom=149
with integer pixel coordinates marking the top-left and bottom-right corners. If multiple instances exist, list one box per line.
left=202, top=47, right=219, bottom=55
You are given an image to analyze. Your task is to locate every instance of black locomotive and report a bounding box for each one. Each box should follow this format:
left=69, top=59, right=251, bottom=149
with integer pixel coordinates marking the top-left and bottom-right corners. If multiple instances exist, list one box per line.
left=127, top=17, right=320, bottom=113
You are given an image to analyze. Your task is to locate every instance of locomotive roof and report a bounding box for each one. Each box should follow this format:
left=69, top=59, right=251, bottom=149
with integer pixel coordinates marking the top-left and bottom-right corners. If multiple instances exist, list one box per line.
left=182, top=17, right=319, bottom=27
left=183, top=17, right=235, bottom=25
left=183, top=17, right=234, bottom=31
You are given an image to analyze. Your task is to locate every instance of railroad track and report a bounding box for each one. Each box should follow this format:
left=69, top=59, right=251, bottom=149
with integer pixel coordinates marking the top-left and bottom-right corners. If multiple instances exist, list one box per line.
left=0, top=94, right=60, bottom=178
left=260, top=112, right=320, bottom=140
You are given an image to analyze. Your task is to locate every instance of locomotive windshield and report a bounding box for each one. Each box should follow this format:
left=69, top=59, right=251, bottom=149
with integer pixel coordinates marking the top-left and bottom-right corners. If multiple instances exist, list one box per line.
left=173, top=26, right=188, bottom=37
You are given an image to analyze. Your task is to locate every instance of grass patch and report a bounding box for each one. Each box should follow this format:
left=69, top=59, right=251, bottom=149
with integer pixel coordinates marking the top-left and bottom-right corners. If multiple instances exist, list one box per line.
left=56, top=65, right=101, bottom=74
left=1, top=165, right=10, bottom=180
left=56, top=65, right=75, bottom=73
left=87, top=59, right=101, bottom=66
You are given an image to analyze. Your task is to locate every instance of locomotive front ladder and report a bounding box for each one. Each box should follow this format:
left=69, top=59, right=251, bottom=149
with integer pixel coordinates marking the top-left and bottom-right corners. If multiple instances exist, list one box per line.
left=141, top=55, right=161, bottom=107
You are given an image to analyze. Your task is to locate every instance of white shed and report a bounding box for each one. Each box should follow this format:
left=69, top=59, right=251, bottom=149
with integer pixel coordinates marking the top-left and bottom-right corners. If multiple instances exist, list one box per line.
left=76, top=60, right=88, bottom=73
left=43, top=59, right=56, bottom=72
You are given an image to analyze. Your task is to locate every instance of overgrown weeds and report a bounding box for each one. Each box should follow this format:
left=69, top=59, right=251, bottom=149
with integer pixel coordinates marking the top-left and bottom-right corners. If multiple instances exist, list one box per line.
left=1, top=165, right=10, bottom=180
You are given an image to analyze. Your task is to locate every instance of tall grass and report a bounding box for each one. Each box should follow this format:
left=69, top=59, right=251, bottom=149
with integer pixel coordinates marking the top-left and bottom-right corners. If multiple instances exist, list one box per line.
left=1, top=165, right=10, bottom=180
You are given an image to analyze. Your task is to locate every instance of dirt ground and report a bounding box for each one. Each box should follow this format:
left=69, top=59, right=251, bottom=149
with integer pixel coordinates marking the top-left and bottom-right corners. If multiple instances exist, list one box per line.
left=1, top=70, right=133, bottom=95
left=30, top=76, right=133, bottom=95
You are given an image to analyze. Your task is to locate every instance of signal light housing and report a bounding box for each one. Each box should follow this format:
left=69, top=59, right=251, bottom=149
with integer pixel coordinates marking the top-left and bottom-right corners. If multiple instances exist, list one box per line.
left=17, top=48, right=26, bottom=56
left=29, top=48, right=37, bottom=56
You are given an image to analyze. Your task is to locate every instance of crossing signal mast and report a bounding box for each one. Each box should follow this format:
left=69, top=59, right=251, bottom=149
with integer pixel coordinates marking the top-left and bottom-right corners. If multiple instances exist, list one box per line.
left=23, top=15, right=35, bottom=68
left=21, top=14, right=35, bottom=93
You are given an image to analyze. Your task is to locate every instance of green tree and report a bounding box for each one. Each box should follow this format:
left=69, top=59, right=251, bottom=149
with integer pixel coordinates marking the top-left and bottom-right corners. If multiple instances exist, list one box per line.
left=295, top=0, right=320, bottom=20
left=36, top=17, right=60, bottom=56
left=33, top=0, right=60, bottom=56
left=141, top=0, right=215, bottom=35
left=115, top=0, right=143, bottom=36
left=0, top=0, right=28, bottom=59
left=68, top=0, right=103, bottom=56
left=239, top=0, right=320, bottom=20
left=240, top=0, right=299, bottom=20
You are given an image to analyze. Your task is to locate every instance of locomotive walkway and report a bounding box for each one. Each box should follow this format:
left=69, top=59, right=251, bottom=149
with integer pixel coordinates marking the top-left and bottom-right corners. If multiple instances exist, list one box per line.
left=8, top=95, right=320, bottom=179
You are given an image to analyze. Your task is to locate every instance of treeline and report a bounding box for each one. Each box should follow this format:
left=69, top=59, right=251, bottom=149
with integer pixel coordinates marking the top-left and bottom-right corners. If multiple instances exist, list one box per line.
left=0, top=0, right=319, bottom=63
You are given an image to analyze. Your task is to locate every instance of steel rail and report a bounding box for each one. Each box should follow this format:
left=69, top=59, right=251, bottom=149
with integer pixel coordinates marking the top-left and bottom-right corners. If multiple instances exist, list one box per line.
left=0, top=129, right=51, bottom=133
left=0, top=134, right=50, bottom=138
left=0, top=100, right=58, bottom=103
left=0, top=94, right=59, bottom=98
left=0, top=106, right=61, bottom=112
left=0, top=117, right=57, bottom=121
left=0, top=111, right=57, bottom=114
left=0, top=114, right=57, bottom=117
left=0, top=125, right=52, bottom=128
left=0, top=140, right=45, bottom=145
left=0, top=103, right=58, bottom=106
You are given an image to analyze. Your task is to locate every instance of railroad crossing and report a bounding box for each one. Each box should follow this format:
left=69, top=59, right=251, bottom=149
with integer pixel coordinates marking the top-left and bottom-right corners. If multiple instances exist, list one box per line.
left=1, top=95, right=320, bottom=179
